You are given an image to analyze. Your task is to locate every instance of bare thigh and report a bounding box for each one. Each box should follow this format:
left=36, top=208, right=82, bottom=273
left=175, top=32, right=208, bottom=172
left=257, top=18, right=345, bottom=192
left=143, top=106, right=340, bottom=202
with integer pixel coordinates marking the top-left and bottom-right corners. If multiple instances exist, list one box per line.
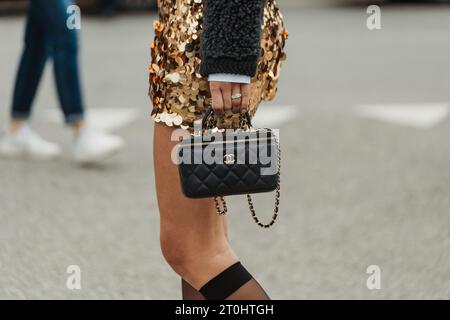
left=153, top=122, right=237, bottom=288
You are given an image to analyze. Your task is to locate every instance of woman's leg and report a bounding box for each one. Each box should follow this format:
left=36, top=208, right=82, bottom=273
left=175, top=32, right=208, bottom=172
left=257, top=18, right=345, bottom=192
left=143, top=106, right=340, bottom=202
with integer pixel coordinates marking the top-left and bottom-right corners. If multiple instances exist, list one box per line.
left=34, top=0, right=85, bottom=126
left=154, top=122, right=238, bottom=288
left=153, top=122, right=270, bottom=300
left=181, top=279, right=205, bottom=300
left=181, top=214, right=228, bottom=300
left=181, top=215, right=228, bottom=300
left=10, top=2, right=49, bottom=126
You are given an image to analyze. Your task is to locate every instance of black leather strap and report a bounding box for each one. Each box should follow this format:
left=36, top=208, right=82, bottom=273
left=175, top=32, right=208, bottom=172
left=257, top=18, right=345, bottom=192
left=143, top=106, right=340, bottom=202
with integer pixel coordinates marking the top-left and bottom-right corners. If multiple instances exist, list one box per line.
left=199, top=262, right=253, bottom=300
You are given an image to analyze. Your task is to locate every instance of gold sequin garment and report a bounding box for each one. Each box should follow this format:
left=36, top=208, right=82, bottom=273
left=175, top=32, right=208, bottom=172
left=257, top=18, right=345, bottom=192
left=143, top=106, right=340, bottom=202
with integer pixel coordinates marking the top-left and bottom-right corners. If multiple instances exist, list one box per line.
left=149, top=0, right=288, bottom=130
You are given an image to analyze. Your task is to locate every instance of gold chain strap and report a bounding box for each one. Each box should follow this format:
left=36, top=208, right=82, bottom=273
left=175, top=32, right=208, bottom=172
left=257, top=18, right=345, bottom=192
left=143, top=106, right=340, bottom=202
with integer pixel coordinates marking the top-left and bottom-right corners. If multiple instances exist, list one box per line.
left=214, top=132, right=281, bottom=229
left=214, top=196, right=228, bottom=215
left=248, top=132, right=281, bottom=228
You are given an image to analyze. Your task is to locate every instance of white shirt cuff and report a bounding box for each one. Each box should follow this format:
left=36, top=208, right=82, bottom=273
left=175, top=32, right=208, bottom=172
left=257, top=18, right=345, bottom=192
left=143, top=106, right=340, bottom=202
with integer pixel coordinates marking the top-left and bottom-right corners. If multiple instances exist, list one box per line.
left=208, top=73, right=251, bottom=84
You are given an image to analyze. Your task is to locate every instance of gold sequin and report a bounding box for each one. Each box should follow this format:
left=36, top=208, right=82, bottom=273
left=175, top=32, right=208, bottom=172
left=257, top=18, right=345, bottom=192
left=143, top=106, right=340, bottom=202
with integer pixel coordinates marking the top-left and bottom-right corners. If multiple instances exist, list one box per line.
left=149, top=0, right=288, bottom=130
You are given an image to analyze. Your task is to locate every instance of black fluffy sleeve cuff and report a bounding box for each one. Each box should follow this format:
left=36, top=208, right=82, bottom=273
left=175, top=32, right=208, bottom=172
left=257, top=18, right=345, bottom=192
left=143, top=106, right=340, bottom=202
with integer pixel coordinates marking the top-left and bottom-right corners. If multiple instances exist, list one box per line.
left=199, top=0, right=265, bottom=78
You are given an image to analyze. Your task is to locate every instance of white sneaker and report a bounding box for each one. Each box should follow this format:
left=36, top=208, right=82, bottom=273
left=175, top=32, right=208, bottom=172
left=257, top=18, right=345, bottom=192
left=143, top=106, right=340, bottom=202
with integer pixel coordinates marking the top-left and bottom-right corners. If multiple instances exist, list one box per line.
left=0, top=124, right=62, bottom=160
left=73, top=127, right=124, bottom=164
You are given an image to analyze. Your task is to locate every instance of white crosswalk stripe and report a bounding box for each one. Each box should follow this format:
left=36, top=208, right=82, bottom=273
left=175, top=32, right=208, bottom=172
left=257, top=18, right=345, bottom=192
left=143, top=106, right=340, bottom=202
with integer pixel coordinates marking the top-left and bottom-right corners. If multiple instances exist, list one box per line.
left=252, top=104, right=299, bottom=128
left=354, top=103, right=449, bottom=129
left=44, top=108, right=140, bottom=132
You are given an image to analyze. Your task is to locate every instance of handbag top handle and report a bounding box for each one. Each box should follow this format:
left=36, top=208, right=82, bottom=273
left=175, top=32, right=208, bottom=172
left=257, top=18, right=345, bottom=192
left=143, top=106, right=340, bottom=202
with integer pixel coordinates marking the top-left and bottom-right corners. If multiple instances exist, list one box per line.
left=201, top=106, right=253, bottom=130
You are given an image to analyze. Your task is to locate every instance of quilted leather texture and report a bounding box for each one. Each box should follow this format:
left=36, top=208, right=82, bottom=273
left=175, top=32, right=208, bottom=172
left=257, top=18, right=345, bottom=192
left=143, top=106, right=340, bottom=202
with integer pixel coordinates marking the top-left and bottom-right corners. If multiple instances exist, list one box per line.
left=178, top=130, right=279, bottom=198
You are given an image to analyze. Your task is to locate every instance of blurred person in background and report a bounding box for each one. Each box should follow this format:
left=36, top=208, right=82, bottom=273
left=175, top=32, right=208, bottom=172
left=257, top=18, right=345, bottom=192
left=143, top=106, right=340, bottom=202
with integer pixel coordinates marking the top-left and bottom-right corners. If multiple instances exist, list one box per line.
left=0, top=0, right=124, bottom=164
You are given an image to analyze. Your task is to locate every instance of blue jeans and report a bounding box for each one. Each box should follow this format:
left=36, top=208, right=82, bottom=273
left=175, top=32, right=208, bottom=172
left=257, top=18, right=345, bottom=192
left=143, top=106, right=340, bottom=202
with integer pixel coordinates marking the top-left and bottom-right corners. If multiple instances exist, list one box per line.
left=11, top=0, right=84, bottom=124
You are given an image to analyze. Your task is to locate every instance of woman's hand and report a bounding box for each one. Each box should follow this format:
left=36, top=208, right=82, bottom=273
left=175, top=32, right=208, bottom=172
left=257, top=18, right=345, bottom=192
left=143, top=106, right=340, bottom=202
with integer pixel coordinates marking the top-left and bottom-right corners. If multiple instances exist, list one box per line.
left=209, top=82, right=251, bottom=115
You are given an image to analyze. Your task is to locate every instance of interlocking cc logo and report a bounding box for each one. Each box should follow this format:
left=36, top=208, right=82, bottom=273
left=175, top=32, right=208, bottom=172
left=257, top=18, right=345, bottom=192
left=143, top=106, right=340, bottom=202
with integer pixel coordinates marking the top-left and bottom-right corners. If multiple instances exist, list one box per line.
left=224, top=154, right=235, bottom=165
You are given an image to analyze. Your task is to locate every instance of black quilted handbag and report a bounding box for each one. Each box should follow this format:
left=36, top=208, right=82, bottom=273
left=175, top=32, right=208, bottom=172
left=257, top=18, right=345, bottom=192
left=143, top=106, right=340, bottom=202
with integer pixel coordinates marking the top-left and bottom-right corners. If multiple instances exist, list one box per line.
left=177, top=107, right=280, bottom=228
